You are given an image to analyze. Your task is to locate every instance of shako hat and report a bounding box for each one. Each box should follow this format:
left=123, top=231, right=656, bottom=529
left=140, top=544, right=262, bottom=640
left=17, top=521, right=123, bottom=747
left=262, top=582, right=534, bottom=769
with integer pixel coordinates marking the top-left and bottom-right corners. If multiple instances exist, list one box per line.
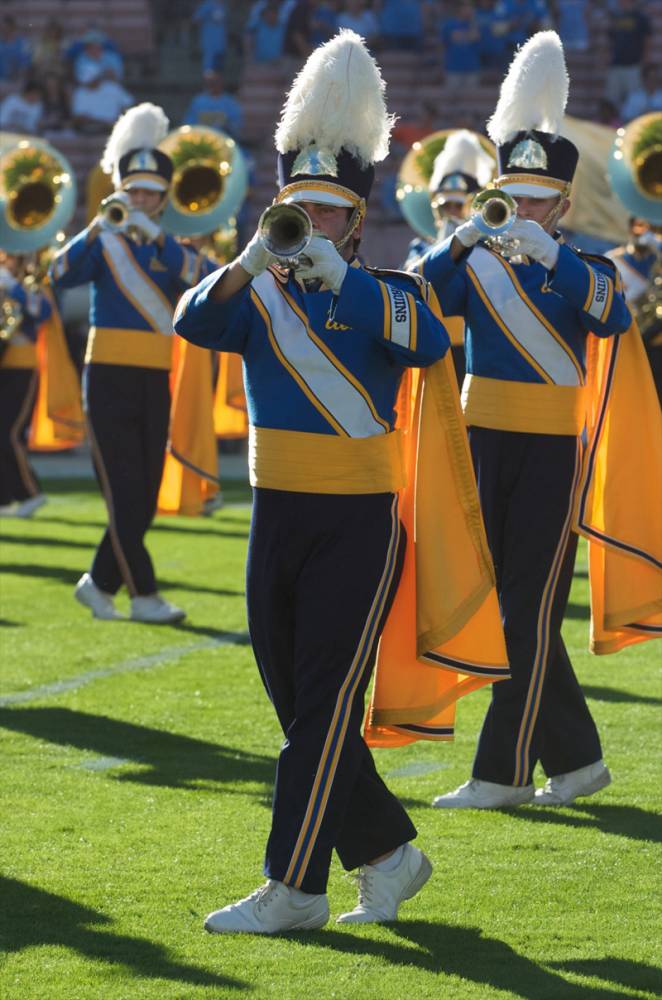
left=274, top=30, right=395, bottom=217
left=428, top=130, right=495, bottom=204
left=487, top=32, right=578, bottom=199
left=101, top=103, right=173, bottom=193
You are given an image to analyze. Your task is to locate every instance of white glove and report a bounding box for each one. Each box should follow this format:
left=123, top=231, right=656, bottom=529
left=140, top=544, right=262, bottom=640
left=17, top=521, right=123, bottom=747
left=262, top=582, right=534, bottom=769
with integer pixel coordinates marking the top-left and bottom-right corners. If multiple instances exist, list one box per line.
left=509, top=218, right=560, bottom=270
left=453, top=218, right=482, bottom=249
left=296, top=235, right=348, bottom=294
left=238, top=229, right=276, bottom=277
left=635, top=230, right=661, bottom=253
left=0, top=267, right=17, bottom=291
left=127, top=209, right=162, bottom=243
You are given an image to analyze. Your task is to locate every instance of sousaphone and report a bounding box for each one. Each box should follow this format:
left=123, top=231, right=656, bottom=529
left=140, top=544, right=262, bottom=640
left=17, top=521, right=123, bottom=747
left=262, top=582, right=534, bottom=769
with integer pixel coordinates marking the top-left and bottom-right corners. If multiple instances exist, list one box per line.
left=0, top=134, right=77, bottom=253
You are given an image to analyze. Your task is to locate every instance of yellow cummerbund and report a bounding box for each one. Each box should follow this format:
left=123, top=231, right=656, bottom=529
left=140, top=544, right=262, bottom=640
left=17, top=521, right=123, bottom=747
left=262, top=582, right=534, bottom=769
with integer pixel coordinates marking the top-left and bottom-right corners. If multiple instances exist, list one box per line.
left=249, top=426, right=406, bottom=494
left=461, top=374, right=587, bottom=436
left=445, top=315, right=465, bottom=349
left=1, top=342, right=37, bottom=369
left=86, top=327, right=173, bottom=370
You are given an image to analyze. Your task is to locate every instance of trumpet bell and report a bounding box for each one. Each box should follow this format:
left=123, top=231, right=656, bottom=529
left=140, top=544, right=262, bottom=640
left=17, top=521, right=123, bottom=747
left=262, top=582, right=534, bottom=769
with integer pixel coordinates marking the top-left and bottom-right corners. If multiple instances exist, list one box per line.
left=608, top=112, right=662, bottom=225
left=159, top=126, right=248, bottom=237
left=0, top=136, right=77, bottom=253
left=258, top=202, right=313, bottom=261
left=471, top=188, right=517, bottom=237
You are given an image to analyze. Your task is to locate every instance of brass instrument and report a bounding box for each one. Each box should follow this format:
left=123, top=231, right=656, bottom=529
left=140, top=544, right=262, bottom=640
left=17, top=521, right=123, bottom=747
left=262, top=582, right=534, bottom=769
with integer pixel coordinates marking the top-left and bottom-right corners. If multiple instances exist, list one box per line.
left=470, top=187, right=519, bottom=256
left=99, top=191, right=132, bottom=231
left=0, top=291, right=22, bottom=343
left=0, top=135, right=77, bottom=254
left=159, top=125, right=248, bottom=240
left=257, top=202, right=314, bottom=268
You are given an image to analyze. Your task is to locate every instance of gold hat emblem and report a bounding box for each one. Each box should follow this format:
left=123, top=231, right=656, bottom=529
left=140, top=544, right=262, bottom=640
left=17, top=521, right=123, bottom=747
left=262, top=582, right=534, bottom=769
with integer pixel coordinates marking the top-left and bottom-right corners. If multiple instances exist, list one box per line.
left=128, top=149, right=159, bottom=172
left=507, top=139, right=548, bottom=170
left=292, top=145, right=338, bottom=177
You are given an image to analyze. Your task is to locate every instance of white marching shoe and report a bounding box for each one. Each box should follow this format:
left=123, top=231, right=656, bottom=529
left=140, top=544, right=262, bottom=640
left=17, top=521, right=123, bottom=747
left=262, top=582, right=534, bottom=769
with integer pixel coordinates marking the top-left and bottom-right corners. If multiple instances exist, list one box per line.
left=533, top=760, right=612, bottom=806
left=432, top=778, right=534, bottom=809
left=130, top=593, right=186, bottom=624
left=0, top=494, right=47, bottom=518
left=336, top=843, right=432, bottom=925
left=204, top=880, right=329, bottom=935
left=74, top=573, right=124, bottom=620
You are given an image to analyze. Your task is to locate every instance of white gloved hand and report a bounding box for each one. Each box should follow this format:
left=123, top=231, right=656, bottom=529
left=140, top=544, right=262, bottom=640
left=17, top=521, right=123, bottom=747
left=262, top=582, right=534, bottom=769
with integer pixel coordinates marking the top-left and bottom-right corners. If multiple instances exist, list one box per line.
left=453, top=218, right=482, bottom=249
left=238, top=229, right=277, bottom=277
left=127, top=209, right=162, bottom=243
left=296, top=235, right=348, bottom=294
left=635, top=230, right=661, bottom=253
left=509, top=218, right=560, bottom=270
left=0, top=267, right=17, bottom=291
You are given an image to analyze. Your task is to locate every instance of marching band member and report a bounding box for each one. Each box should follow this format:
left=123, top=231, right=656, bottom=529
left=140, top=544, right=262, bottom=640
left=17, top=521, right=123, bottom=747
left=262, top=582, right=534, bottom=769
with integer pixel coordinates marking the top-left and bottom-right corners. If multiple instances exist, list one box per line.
left=175, top=30, right=451, bottom=934
left=418, top=33, right=636, bottom=810
left=50, top=103, right=214, bottom=623
left=0, top=252, right=51, bottom=517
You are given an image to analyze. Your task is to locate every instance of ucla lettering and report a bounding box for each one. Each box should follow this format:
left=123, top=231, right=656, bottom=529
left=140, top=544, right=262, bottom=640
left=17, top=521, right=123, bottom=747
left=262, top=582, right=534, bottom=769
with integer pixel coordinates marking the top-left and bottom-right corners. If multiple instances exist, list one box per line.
left=325, top=319, right=350, bottom=331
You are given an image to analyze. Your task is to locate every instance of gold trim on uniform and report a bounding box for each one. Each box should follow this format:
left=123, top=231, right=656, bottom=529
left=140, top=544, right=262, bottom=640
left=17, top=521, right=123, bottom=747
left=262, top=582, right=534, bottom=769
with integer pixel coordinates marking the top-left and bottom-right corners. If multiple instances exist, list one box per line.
left=494, top=173, right=571, bottom=195
left=1, top=343, right=38, bottom=369
left=276, top=180, right=365, bottom=211
left=249, top=426, right=406, bottom=494
left=85, top=327, right=173, bottom=369
left=461, top=374, right=587, bottom=435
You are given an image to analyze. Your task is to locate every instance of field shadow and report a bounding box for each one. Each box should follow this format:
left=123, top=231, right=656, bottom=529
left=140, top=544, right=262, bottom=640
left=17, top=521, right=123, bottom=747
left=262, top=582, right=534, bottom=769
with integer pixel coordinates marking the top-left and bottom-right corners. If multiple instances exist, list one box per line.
left=584, top=685, right=662, bottom=707
left=509, top=802, right=662, bottom=845
left=564, top=601, right=590, bottom=621
left=0, top=532, right=92, bottom=550
left=0, top=618, right=21, bottom=628
left=294, top=921, right=636, bottom=999
left=549, top=957, right=662, bottom=997
left=0, top=875, right=246, bottom=991
left=151, top=522, right=250, bottom=540
left=0, top=706, right=275, bottom=795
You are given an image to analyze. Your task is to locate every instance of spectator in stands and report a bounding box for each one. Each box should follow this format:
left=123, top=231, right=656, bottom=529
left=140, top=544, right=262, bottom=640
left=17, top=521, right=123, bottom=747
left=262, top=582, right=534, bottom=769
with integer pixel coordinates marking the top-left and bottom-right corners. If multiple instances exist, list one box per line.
left=378, top=0, right=424, bottom=51
left=0, top=15, right=32, bottom=82
left=336, top=1, right=380, bottom=48
left=73, top=30, right=124, bottom=84
left=41, top=72, right=72, bottom=133
left=310, top=1, right=339, bottom=45
left=475, top=0, right=511, bottom=72
left=193, top=0, right=228, bottom=72
left=283, top=1, right=314, bottom=63
left=555, top=0, right=589, bottom=52
left=621, top=63, right=662, bottom=122
left=495, top=0, right=552, bottom=54
left=247, top=1, right=287, bottom=63
left=71, top=67, right=132, bottom=135
left=183, top=69, right=243, bottom=138
left=32, top=19, right=67, bottom=80
left=440, top=2, right=482, bottom=89
left=0, top=80, right=43, bottom=134
left=605, top=0, right=651, bottom=110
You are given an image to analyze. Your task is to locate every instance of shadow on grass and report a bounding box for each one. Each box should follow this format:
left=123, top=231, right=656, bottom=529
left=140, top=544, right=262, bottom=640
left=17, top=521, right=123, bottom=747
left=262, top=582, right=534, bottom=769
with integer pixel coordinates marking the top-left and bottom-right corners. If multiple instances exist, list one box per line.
left=0, top=562, right=244, bottom=599
left=0, top=618, right=21, bottom=628
left=548, top=957, right=662, bottom=997
left=0, top=706, right=275, bottom=795
left=564, top=601, right=590, bottom=621
left=0, top=876, right=246, bottom=991
left=509, top=802, right=662, bottom=845
left=584, top=685, right=662, bottom=707
left=294, top=921, right=640, bottom=999
left=151, top=522, right=250, bottom=540
left=0, top=532, right=93, bottom=550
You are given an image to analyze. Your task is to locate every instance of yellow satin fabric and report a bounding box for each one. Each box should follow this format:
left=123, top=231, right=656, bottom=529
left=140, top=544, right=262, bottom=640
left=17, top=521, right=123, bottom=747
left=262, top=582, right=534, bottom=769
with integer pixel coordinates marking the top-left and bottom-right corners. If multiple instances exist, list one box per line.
left=29, top=286, right=84, bottom=451
left=462, top=374, right=588, bottom=436
left=214, top=353, right=248, bottom=439
left=86, top=327, right=173, bottom=370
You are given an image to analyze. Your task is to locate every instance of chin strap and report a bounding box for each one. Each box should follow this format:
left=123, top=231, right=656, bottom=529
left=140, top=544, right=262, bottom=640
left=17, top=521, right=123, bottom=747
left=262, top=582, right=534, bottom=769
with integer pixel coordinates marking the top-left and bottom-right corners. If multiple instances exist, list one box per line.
left=334, top=200, right=366, bottom=253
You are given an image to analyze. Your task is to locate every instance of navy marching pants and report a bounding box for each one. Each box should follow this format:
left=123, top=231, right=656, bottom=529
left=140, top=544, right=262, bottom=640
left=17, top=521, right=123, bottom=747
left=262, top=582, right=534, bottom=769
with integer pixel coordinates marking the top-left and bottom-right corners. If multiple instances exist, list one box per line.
left=0, top=368, right=40, bottom=506
left=469, top=427, right=602, bottom=787
left=83, top=363, right=169, bottom=596
left=246, top=488, right=417, bottom=895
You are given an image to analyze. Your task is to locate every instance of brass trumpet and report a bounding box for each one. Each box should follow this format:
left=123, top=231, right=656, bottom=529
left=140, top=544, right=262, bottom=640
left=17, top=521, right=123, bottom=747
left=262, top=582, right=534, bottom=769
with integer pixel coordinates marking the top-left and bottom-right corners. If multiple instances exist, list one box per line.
left=257, top=202, right=314, bottom=268
left=99, top=191, right=132, bottom=231
left=471, top=188, right=519, bottom=256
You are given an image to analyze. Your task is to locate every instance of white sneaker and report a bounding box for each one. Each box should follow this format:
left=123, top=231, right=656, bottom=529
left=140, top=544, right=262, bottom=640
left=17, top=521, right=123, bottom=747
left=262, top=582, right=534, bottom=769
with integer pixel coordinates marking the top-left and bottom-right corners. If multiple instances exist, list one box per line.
left=0, top=502, right=19, bottom=517
left=130, top=593, right=186, bottom=624
left=533, top=760, right=611, bottom=806
left=336, top=843, right=432, bottom=925
left=15, top=494, right=48, bottom=518
left=204, top=880, right=329, bottom=935
left=74, top=573, right=124, bottom=620
left=432, top=778, right=534, bottom=809
left=202, top=492, right=224, bottom=515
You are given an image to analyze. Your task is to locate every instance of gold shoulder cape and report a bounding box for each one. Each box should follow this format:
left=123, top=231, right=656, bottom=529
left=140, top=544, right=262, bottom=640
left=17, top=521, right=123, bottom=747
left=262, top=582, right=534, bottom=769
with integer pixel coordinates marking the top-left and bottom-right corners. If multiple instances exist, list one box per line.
left=29, top=284, right=84, bottom=451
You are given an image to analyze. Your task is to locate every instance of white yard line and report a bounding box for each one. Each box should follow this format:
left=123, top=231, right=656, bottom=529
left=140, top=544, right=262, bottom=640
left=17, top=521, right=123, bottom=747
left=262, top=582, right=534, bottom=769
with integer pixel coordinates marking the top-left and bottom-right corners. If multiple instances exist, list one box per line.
left=0, top=632, right=250, bottom=706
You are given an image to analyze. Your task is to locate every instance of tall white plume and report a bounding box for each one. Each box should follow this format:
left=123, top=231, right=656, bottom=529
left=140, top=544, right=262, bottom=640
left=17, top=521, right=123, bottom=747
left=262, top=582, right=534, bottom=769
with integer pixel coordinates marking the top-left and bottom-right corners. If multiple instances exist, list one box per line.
left=429, top=130, right=495, bottom=192
left=101, top=103, right=170, bottom=184
left=275, top=29, right=395, bottom=165
left=486, top=31, right=569, bottom=146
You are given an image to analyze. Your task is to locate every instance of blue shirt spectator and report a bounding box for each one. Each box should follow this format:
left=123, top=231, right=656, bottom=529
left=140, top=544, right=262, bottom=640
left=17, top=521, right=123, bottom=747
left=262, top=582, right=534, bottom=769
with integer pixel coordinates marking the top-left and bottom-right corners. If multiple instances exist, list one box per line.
left=379, top=0, right=424, bottom=50
left=441, top=3, right=482, bottom=77
left=0, top=15, right=32, bottom=81
left=335, top=1, right=379, bottom=45
left=248, top=1, right=286, bottom=63
left=310, top=2, right=338, bottom=45
left=556, top=0, right=589, bottom=52
left=475, top=0, right=510, bottom=70
left=193, top=1, right=228, bottom=72
left=493, top=0, right=551, bottom=51
left=73, top=33, right=124, bottom=83
left=183, top=70, right=243, bottom=138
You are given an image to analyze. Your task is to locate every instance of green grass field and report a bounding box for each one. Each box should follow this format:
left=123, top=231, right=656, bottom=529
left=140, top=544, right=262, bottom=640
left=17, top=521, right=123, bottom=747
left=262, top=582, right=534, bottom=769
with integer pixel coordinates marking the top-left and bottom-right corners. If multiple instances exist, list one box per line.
left=1, top=478, right=661, bottom=1000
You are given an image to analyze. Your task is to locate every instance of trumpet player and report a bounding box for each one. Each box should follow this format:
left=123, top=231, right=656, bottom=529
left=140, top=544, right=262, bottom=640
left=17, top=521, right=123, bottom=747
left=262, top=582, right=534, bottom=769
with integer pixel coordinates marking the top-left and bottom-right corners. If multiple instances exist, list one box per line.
left=0, top=251, right=50, bottom=517
left=50, top=103, right=215, bottom=624
left=175, top=31, right=453, bottom=934
left=418, top=33, right=635, bottom=811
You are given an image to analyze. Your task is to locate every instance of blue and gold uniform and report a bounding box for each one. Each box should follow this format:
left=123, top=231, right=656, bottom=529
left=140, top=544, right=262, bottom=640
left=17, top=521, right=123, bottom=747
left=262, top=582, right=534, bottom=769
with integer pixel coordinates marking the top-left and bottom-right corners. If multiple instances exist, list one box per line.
left=176, top=257, right=448, bottom=892
left=0, top=276, right=51, bottom=509
left=50, top=188, right=213, bottom=602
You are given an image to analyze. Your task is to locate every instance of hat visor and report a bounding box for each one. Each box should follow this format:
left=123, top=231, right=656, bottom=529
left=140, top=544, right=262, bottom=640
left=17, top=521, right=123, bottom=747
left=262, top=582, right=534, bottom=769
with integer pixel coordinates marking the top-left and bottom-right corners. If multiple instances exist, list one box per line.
left=498, top=181, right=562, bottom=198
left=433, top=192, right=466, bottom=205
left=121, top=177, right=169, bottom=192
left=280, top=186, right=355, bottom=209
